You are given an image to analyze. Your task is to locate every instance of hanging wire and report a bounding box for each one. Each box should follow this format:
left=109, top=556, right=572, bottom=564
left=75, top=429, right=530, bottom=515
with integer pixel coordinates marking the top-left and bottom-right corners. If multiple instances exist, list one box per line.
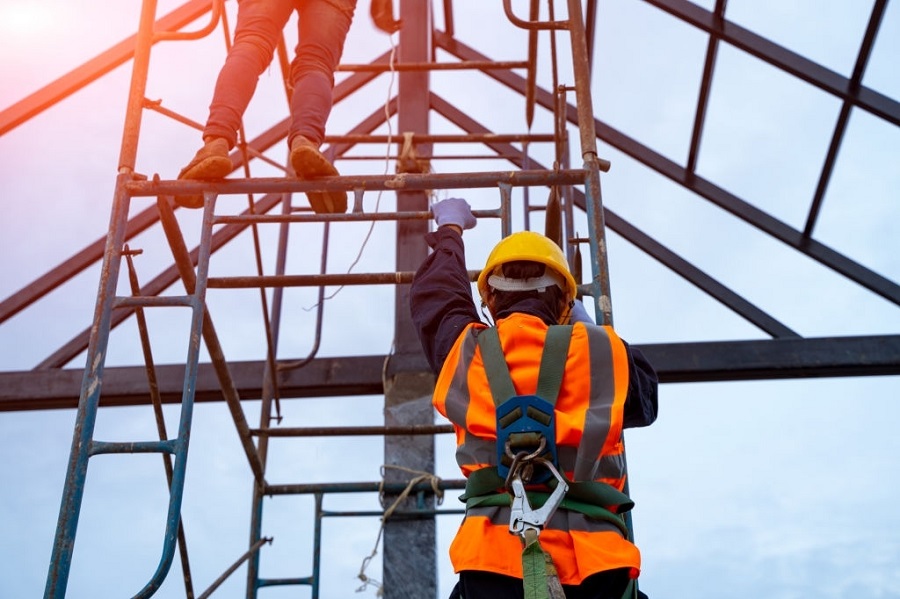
left=303, top=31, right=401, bottom=311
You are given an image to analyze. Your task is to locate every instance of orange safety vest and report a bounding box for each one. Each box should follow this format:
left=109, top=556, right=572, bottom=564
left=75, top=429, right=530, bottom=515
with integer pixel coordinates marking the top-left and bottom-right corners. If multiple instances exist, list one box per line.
left=432, top=312, right=639, bottom=585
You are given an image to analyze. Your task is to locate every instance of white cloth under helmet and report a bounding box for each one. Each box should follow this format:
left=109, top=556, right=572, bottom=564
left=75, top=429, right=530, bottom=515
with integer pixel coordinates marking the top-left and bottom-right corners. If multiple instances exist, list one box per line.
left=487, top=268, right=568, bottom=293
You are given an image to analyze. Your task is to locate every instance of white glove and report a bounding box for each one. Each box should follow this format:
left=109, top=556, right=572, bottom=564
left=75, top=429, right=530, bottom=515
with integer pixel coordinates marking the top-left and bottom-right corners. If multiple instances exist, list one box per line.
left=431, top=198, right=477, bottom=230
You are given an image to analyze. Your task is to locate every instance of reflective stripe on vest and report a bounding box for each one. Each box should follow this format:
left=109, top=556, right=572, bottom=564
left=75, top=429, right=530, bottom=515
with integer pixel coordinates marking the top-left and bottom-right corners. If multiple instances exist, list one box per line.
left=466, top=505, right=626, bottom=536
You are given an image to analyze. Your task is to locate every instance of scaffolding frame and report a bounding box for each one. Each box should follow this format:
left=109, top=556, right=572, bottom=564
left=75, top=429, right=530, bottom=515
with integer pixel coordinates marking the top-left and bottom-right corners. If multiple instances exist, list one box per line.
left=30, top=0, right=629, bottom=596
left=1, top=1, right=898, bottom=598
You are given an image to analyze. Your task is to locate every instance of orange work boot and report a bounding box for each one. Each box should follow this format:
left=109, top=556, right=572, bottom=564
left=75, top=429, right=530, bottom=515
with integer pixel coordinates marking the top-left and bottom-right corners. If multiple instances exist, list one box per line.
left=290, top=136, right=347, bottom=214
left=175, top=137, right=232, bottom=209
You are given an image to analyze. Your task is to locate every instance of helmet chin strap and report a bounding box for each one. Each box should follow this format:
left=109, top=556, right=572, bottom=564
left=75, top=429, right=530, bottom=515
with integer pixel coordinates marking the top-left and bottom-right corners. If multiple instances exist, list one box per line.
left=558, top=300, right=575, bottom=325
left=480, top=301, right=495, bottom=326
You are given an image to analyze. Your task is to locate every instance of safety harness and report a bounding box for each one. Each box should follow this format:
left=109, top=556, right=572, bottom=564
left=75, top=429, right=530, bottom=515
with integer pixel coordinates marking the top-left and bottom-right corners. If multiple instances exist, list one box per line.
left=463, top=324, right=637, bottom=599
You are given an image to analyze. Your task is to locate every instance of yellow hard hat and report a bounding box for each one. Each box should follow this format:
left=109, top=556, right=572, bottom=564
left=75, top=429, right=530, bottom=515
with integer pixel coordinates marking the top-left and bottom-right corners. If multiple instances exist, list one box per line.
left=477, top=231, right=577, bottom=304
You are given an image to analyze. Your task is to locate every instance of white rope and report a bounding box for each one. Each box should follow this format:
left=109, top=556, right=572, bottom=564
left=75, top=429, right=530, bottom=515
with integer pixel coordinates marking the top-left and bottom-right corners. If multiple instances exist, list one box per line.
left=356, top=465, right=444, bottom=595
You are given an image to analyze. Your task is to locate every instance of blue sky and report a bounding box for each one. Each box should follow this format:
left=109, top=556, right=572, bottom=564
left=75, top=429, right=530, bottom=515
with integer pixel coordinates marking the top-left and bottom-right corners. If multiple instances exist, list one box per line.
left=1, top=1, right=899, bottom=598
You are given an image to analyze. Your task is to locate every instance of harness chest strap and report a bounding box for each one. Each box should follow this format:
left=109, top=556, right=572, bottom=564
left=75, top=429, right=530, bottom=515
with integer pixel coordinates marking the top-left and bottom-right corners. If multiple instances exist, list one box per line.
left=461, top=466, right=632, bottom=537
left=476, top=325, right=573, bottom=480
left=476, top=324, right=573, bottom=409
left=469, top=323, right=635, bottom=524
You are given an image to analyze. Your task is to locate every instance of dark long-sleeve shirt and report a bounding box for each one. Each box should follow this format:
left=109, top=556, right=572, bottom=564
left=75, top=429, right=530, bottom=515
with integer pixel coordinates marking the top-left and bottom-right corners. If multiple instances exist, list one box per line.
left=409, top=227, right=658, bottom=429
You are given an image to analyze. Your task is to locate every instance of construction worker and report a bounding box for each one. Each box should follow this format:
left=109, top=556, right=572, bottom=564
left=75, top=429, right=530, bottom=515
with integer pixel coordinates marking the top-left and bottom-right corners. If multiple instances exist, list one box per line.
left=409, top=198, right=658, bottom=599
left=174, top=0, right=401, bottom=212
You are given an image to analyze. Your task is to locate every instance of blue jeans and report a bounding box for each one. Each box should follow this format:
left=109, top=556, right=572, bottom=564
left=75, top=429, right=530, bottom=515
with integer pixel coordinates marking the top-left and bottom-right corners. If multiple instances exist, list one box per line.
left=203, top=0, right=357, bottom=150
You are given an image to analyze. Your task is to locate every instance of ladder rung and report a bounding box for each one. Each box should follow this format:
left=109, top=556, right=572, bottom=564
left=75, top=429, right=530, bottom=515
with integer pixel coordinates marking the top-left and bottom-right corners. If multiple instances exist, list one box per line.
left=126, top=168, right=590, bottom=198
left=323, top=133, right=556, bottom=144
left=212, top=207, right=500, bottom=225
left=336, top=59, right=529, bottom=73
left=114, top=296, right=194, bottom=308
left=89, top=439, right=178, bottom=456
left=207, top=270, right=480, bottom=290
left=320, top=508, right=465, bottom=518
left=250, top=424, right=454, bottom=437
left=265, top=479, right=467, bottom=496
left=257, top=577, right=314, bottom=588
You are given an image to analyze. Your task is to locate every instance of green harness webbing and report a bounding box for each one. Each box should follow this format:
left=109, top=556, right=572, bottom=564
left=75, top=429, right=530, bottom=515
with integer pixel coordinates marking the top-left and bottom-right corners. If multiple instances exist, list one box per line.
left=477, top=325, right=573, bottom=410
left=461, top=466, right=632, bottom=537
left=522, top=527, right=565, bottom=599
left=472, top=325, right=635, bottom=599
left=478, top=325, right=573, bottom=477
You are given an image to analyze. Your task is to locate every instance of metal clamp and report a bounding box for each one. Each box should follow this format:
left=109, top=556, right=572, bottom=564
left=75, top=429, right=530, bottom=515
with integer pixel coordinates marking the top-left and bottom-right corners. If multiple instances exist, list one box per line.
left=508, top=458, right=569, bottom=537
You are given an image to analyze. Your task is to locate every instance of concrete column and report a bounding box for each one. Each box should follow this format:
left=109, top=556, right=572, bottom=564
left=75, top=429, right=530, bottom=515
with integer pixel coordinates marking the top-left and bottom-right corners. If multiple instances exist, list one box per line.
left=383, top=1, right=437, bottom=598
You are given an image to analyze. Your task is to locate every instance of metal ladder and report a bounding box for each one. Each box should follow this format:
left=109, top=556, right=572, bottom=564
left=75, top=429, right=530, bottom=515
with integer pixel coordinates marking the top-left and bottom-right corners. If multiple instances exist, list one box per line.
left=43, top=0, right=627, bottom=597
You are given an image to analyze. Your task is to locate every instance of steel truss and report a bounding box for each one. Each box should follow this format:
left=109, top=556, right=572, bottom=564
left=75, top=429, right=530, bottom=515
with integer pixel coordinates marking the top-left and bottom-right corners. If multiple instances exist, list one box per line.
left=0, top=1, right=897, bottom=598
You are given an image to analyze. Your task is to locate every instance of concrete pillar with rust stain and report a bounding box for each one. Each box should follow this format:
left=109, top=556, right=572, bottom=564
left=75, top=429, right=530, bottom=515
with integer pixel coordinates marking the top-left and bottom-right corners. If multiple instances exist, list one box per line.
left=382, top=367, right=437, bottom=598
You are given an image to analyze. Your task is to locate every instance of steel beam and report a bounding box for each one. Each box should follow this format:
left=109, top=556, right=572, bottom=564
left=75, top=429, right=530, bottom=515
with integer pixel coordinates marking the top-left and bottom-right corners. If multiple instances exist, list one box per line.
left=434, top=34, right=900, bottom=308
left=0, top=0, right=213, bottom=136
left=641, top=0, right=900, bottom=127
left=4, top=336, right=899, bottom=412
left=0, top=52, right=387, bottom=329
left=429, top=94, right=799, bottom=338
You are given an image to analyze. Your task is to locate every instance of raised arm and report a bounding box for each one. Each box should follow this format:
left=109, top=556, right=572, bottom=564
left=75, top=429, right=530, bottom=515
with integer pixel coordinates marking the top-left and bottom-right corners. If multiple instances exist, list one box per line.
left=409, top=199, right=480, bottom=373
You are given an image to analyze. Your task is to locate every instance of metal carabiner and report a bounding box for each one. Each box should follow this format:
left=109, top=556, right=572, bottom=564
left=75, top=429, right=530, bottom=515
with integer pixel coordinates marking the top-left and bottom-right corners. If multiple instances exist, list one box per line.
left=504, top=437, right=547, bottom=493
left=508, top=458, right=569, bottom=537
